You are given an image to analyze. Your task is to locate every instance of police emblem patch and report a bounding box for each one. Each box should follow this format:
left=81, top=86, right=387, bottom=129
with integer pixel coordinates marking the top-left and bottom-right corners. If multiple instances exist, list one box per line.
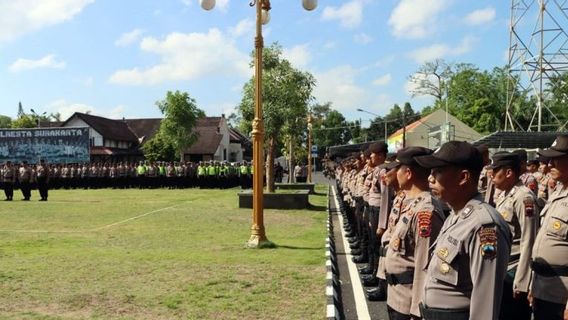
left=523, top=197, right=535, bottom=217
left=417, top=211, right=432, bottom=237
left=478, top=227, right=497, bottom=259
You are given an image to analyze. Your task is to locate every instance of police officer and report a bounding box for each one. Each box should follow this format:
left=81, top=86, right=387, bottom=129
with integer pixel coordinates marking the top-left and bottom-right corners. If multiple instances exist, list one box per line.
left=2, top=161, right=16, bottom=201
left=19, top=161, right=33, bottom=201
left=415, top=141, right=512, bottom=320
left=36, top=159, right=50, bottom=201
left=530, top=135, right=568, bottom=320
left=491, top=152, right=539, bottom=320
left=382, top=147, right=445, bottom=319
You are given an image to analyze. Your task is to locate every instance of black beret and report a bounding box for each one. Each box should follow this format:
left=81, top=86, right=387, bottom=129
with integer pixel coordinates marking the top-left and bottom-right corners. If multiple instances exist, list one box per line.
left=539, top=135, right=568, bottom=158
left=490, top=151, right=520, bottom=169
left=383, top=146, right=433, bottom=170
left=512, top=149, right=528, bottom=162
left=368, top=142, right=388, bottom=154
left=415, top=141, right=483, bottom=172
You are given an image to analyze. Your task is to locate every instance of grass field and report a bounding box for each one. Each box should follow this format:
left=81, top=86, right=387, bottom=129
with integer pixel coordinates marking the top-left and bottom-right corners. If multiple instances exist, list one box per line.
left=0, top=186, right=328, bottom=320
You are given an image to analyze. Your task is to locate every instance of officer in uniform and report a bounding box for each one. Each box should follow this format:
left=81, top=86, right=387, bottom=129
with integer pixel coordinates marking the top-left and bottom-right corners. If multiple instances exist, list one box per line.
left=383, top=147, right=445, bottom=319
left=531, top=135, right=568, bottom=320
left=491, top=152, right=539, bottom=320
left=2, top=161, right=16, bottom=201
left=415, top=141, right=512, bottom=320
left=19, top=161, right=33, bottom=201
left=36, top=159, right=50, bottom=201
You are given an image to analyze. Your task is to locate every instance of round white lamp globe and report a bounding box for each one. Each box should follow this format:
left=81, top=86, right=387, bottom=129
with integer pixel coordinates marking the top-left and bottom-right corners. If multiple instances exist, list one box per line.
left=302, top=0, right=317, bottom=11
left=200, top=0, right=216, bottom=10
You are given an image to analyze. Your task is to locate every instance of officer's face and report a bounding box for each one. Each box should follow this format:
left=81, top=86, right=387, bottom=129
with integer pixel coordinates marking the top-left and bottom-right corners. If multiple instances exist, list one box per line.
left=370, top=152, right=385, bottom=167
left=396, top=165, right=411, bottom=189
left=428, top=166, right=464, bottom=202
left=550, top=155, right=568, bottom=182
left=490, top=167, right=510, bottom=190
left=384, top=166, right=399, bottom=188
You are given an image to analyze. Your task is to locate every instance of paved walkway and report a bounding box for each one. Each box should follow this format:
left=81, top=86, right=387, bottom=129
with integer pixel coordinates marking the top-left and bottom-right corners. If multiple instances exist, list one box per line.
left=316, top=172, right=388, bottom=320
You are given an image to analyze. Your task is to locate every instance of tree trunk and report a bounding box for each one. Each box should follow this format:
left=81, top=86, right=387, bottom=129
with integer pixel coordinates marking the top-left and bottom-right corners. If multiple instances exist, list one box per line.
left=266, top=137, right=275, bottom=192
left=288, top=136, right=295, bottom=183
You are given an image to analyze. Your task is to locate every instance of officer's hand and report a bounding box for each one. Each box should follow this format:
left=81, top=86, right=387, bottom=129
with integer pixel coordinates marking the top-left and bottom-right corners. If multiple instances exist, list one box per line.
left=377, top=228, right=385, bottom=237
left=513, top=290, right=524, bottom=299
left=564, top=308, right=568, bottom=320
left=527, top=291, right=533, bottom=307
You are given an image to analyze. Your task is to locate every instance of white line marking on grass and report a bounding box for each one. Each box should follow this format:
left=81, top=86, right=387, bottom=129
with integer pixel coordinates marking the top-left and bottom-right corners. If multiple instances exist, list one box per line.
left=90, top=203, right=184, bottom=231
left=0, top=202, right=187, bottom=234
left=331, top=185, right=371, bottom=320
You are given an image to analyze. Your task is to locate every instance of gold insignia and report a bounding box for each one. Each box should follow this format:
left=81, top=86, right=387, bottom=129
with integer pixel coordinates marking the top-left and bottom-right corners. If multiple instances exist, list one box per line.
left=501, top=211, right=508, bottom=219
left=391, top=238, right=400, bottom=250
left=437, top=247, right=449, bottom=260
left=440, top=262, right=450, bottom=274
left=553, top=221, right=562, bottom=230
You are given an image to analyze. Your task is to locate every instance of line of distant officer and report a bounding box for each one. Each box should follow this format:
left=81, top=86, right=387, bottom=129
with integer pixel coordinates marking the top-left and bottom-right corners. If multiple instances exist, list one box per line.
left=336, top=136, right=568, bottom=320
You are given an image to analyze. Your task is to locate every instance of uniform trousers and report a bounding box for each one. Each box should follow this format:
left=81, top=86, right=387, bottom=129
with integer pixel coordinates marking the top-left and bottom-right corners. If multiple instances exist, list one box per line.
left=20, top=182, right=31, bottom=200
left=37, top=177, right=49, bottom=200
left=4, top=182, right=13, bottom=200
left=387, top=305, right=421, bottom=320
left=499, top=275, right=531, bottom=320
left=367, top=205, right=380, bottom=273
left=533, top=298, right=565, bottom=320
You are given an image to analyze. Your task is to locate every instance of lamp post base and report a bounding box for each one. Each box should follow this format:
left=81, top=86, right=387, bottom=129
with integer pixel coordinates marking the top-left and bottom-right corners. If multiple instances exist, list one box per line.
left=245, top=234, right=275, bottom=249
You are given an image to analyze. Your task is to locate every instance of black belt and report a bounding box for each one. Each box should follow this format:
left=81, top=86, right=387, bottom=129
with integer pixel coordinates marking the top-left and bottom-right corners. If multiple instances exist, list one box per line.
left=531, top=260, right=568, bottom=277
left=419, top=303, right=469, bottom=320
left=385, top=271, right=414, bottom=285
left=378, top=247, right=387, bottom=257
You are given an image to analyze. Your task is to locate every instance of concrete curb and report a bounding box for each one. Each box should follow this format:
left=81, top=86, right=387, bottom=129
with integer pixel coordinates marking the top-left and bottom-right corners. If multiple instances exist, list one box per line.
left=326, top=185, right=342, bottom=320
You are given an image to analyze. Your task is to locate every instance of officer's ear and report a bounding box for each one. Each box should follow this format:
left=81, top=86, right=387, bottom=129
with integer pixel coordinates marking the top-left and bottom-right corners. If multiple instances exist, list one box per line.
left=457, top=169, right=472, bottom=187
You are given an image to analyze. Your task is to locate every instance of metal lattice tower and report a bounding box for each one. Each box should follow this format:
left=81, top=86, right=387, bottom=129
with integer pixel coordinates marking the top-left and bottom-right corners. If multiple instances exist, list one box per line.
left=506, top=0, right=568, bottom=132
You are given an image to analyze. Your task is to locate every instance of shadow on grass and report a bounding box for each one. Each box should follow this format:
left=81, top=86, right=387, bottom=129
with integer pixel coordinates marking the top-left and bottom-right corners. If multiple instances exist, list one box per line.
left=275, top=244, right=325, bottom=250
left=308, top=205, right=327, bottom=211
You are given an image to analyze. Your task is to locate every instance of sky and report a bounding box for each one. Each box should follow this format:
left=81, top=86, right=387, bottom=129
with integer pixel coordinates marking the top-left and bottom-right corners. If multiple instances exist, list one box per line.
left=0, top=0, right=513, bottom=126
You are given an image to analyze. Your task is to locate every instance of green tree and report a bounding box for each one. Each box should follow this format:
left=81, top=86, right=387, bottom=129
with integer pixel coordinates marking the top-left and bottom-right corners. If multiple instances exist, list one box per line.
left=0, top=115, right=12, bottom=128
left=237, top=43, right=315, bottom=191
left=11, top=115, right=36, bottom=128
left=141, top=131, right=177, bottom=162
left=152, top=90, right=205, bottom=161
left=408, top=59, right=453, bottom=101
left=313, top=108, right=352, bottom=147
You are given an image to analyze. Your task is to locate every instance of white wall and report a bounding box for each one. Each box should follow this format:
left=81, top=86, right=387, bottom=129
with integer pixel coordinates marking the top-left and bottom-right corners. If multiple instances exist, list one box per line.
left=64, top=117, right=103, bottom=146
left=214, top=117, right=231, bottom=161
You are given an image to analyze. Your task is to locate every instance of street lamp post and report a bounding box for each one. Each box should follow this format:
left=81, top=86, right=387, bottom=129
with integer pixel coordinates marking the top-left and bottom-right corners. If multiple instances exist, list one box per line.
left=202, top=0, right=318, bottom=248
left=356, top=108, right=387, bottom=142
left=307, top=113, right=313, bottom=183
left=30, top=108, right=46, bottom=128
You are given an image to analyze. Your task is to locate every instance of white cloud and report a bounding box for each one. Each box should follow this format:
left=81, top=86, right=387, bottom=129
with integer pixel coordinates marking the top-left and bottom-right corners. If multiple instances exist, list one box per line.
left=229, top=18, right=254, bottom=38
left=322, top=0, right=363, bottom=29
left=0, top=0, right=94, bottom=42
left=388, top=0, right=449, bottom=39
left=372, top=74, right=392, bottom=86
left=374, top=55, right=395, bottom=68
left=313, top=65, right=367, bottom=112
left=9, top=54, right=66, bottom=72
left=407, top=36, right=477, bottom=63
left=108, top=29, right=250, bottom=86
left=282, top=44, right=311, bottom=68
left=45, top=99, right=95, bottom=120
left=324, top=41, right=337, bottom=49
left=354, top=33, right=373, bottom=44
left=465, top=7, right=496, bottom=26
left=115, top=29, right=144, bottom=47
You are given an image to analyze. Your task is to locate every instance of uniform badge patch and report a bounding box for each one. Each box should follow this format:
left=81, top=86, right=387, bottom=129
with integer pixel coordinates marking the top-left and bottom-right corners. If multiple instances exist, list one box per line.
left=500, top=211, right=508, bottom=219
left=478, top=227, right=497, bottom=259
left=417, top=211, right=432, bottom=237
left=523, top=197, right=535, bottom=217
left=462, top=205, right=474, bottom=218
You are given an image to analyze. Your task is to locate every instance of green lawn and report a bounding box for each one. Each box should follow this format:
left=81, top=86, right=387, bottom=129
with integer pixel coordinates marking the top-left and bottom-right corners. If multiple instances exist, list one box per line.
left=0, top=186, right=328, bottom=320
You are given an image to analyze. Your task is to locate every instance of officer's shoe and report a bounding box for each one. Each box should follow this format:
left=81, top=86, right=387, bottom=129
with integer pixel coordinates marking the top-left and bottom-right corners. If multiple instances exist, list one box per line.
left=361, top=276, right=379, bottom=287
left=358, top=265, right=373, bottom=274
left=349, top=241, right=360, bottom=248
left=350, top=248, right=362, bottom=256
left=360, top=274, right=375, bottom=282
left=366, top=287, right=387, bottom=301
left=352, top=255, right=368, bottom=264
